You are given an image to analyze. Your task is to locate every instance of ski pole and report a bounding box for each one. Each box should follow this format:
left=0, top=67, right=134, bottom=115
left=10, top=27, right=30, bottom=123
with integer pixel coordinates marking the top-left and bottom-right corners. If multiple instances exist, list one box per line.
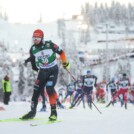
left=91, top=101, right=102, bottom=114
left=66, top=69, right=77, bottom=81
left=72, top=93, right=84, bottom=108
left=61, top=73, right=67, bottom=86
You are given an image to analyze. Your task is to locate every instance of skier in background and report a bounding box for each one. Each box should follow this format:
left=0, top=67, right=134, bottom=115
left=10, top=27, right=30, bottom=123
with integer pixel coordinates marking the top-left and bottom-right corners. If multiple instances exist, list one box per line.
left=21, top=29, right=70, bottom=121
left=70, top=70, right=97, bottom=109
left=96, top=80, right=106, bottom=103
left=106, top=73, right=131, bottom=109
left=106, top=77, right=118, bottom=105
left=2, top=75, right=12, bottom=105
left=63, top=80, right=76, bottom=104
left=82, top=70, right=97, bottom=109
left=70, top=76, right=85, bottom=108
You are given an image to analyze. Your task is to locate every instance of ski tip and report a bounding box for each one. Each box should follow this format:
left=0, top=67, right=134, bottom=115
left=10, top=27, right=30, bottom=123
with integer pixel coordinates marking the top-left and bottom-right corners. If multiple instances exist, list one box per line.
left=30, top=120, right=62, bottom=126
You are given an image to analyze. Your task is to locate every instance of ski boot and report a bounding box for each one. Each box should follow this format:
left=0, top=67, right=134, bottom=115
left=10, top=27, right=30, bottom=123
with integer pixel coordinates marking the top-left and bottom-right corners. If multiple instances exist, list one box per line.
left=20, top=110, right=36, bottom=120
left=20, top=101, right=37, bottom=120
left=69, top=101, right=76, bottom=109
left=69, top=104, right=74, bottom=109
left=49, top=104, right=57, bottom=121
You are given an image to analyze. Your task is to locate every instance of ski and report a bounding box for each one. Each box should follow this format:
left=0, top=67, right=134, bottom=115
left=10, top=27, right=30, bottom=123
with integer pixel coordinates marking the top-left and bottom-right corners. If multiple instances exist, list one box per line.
left=0, top=117, right=45, bottom=123
left=30, top=120, right=62, bottom=126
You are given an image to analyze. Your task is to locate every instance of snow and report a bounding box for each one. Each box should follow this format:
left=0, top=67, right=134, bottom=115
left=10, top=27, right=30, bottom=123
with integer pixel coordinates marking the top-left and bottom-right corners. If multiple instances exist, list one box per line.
left=0, top=101, right=134, bottom=134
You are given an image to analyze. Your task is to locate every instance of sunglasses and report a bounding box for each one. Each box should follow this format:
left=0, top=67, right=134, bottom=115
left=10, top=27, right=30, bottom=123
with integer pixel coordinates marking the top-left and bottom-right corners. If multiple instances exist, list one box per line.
left=32, top=37, right=42, bottom=41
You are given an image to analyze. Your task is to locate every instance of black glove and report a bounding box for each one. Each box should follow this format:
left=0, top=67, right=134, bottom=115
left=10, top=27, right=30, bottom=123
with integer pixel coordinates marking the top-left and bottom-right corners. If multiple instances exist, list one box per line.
left=24, top=57, right=31, bottom=66
left=94, top=83, right=97, bottom=87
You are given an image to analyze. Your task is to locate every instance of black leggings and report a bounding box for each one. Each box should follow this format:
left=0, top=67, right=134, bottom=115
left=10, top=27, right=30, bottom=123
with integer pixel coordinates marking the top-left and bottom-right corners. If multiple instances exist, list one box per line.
left=31, top=65, right=58, bottom=110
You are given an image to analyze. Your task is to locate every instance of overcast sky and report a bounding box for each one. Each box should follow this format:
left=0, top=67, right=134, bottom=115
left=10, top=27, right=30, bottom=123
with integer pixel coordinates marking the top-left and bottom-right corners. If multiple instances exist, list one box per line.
left=0, top=0, right=133, bottom=23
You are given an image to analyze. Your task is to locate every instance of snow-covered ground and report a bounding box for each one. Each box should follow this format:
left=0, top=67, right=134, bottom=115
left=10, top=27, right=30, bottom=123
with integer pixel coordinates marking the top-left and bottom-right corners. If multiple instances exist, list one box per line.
left=0, top=101, right=134, bottom=134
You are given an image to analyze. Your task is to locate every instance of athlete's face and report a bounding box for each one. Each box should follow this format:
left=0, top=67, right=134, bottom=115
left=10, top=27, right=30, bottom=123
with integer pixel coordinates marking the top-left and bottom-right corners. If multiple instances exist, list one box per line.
left=32, top=37, right=42, bottom=45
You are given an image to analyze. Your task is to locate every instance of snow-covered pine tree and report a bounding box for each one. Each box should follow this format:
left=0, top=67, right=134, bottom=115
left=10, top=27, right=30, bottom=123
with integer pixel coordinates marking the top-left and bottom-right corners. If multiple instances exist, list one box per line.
left=18, top=62, right=25, bottom=96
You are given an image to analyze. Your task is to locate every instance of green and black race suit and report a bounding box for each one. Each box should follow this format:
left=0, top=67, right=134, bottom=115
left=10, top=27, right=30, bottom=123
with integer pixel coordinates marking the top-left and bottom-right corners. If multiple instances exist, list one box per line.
left=29, top=40, right=63, bottom=70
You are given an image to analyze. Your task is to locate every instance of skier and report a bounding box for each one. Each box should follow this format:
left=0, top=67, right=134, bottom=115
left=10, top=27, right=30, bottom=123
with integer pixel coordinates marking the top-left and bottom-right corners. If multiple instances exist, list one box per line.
left=69, top=70, right=97, bottom=109
left=70, top=76, right=85, bottom=108
left=106, top=77, right=118, bottom=105
left=20, top=29, right=70, bottom=121
left=63, top=80, right=76, bottom=103
left=2, top=75, right=12, bottom=105
left=82, top=70, right=97, bottom=109
left=106, top=73, right=131, bottom=109
left=96, top=80, right=106, bottom=103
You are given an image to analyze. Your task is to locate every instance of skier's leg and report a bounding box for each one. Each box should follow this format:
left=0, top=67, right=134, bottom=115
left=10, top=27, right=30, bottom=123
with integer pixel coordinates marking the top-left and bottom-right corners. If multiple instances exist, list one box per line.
left=72, top=91, right=79, bottom=105
left=21, top=70, right=47, bottom=120
left=87, top=94, right=92, bottom=109
left=70, top=93, right=84, bottom=108
left=63, top=93, right=69, bottom=103
left=124, top=89, right=128, bottom=109
left=87, top=88, right=93, bottom=109
left=82, top=95, right=85, bottom=108
left=106, top=89, right=121, bottom=107
left=20, top=79, right=43, bottom=119
left=46, top=67, right=58, bottom=121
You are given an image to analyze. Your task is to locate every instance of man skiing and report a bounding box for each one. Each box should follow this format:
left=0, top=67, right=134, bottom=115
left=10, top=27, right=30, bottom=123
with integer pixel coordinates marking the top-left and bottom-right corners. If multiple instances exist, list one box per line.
left=69, top=70, right=97, bottom=109
left=82, top=70, right=97, bottom=109
left=63, top=80, right=76, bottom=103
left=106, top=77, right=118, bottom=105
left=20, top=29, right=70, bottom=121
left=106, top=73, right=131, bottom=109
left=70, top=76, right=85, bottom=108
left=96, top=80, right=106, bottom=103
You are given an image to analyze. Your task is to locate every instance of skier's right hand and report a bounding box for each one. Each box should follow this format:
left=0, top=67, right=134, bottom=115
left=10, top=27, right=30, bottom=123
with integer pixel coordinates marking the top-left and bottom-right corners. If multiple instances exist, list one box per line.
left=62, top=62, right=70, bottom=70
